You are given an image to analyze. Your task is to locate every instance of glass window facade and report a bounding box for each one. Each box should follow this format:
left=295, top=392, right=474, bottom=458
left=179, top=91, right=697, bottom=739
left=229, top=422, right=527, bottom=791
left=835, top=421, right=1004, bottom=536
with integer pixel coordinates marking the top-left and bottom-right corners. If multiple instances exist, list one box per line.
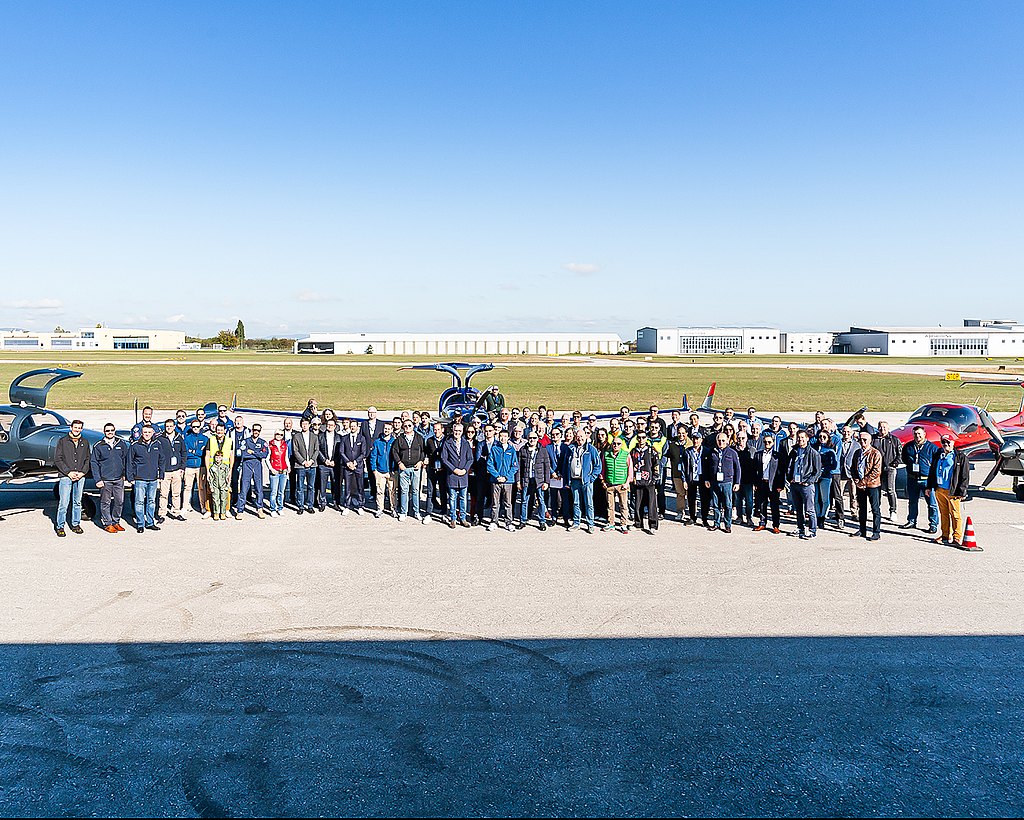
left=113, top=336, right=150, bottom=350
left=3, top=338, right=41, bottom=347
left=678, top=335, right=742, bottom=354
left=928, top=337, right=988, bottom=356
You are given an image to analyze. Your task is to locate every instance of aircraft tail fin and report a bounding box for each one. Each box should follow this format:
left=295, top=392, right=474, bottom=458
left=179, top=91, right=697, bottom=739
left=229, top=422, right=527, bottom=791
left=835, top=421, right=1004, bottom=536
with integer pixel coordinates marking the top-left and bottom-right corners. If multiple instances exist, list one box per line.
left=231, top=392, right=237, bottom=412
left=997, top=391, right=1024, bottom=428
left=681, top=393, right=689, bottom=412
left=133, top=397, right=139, bottom=425
left=700, top=382, right=717, bottom=411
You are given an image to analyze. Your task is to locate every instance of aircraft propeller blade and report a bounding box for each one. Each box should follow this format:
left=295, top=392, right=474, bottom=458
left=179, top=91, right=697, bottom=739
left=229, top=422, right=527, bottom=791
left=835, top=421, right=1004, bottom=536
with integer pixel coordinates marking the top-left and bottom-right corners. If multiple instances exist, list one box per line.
left=981, top=458, right=1004, bottom=488
left=977, top=407, right=1006, bottom=449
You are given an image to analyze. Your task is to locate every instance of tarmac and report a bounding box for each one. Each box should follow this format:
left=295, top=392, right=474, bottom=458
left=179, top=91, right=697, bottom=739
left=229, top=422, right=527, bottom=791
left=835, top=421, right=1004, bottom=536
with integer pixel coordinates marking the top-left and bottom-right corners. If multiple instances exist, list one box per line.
left=1, top=463, right=1022, bottom=816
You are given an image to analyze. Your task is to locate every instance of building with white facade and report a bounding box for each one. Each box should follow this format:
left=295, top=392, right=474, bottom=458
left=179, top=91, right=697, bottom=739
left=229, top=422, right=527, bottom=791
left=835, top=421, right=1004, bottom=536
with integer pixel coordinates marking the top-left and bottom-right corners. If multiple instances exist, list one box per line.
left=636, top=327, right=781, bottom=355
left=0, top=327, right=187, bottom=351
left=833, top=320, right=1024, bottom=356
left=294, top=332, right=624, bottom=356
left=780, top=332, right=837, bottom=355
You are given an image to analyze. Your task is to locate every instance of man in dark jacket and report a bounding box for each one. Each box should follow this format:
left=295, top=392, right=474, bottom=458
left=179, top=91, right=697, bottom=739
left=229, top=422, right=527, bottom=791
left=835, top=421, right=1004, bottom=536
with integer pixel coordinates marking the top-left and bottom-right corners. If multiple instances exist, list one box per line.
left=126, top=424, right=164, bottom=533
left=390, top=419, right=427, bottom=522
left=734, top=430, right=758, bottom=527
left=901, top=426, right=939, bottom=534
left=90, top=423, right=129, bottom=533
left=317, top=418, right=342, bottom=511
left=873, top=421, right=903, bottom=520
left=54, top=419, right=91, bottom=537
left=702, top=433, right=741, bottom=533
left=927, top=435, right=972, bottom=547
left=441, top=423, right=474, bottom=527
left=339, top=418, right=368, bottom=514
left=424, top=422, right=448, bottom=517
left=630, top=431, right=660, bottom=533
left=235, top=424, right=270, bottom=520
left=787, top=429, right=823, bottom=538
left=156, top=419, right=187, bottom=523
left=517, top=431, right=552, bottom=530
left=753, top=432, right=784, bottom=533
left=482, top=385, right=506, bottom=414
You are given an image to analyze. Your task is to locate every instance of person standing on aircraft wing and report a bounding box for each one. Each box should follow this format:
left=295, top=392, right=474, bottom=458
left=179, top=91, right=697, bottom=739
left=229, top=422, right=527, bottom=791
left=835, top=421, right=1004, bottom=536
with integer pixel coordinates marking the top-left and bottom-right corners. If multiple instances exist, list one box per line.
left=130, top=406, right=154, bottom=442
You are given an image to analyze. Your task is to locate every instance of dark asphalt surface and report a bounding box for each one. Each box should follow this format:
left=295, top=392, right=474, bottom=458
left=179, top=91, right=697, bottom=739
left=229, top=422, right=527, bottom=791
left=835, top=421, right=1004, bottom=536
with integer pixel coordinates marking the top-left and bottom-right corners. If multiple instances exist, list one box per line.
left=0, top=635, right=1021, bottom=817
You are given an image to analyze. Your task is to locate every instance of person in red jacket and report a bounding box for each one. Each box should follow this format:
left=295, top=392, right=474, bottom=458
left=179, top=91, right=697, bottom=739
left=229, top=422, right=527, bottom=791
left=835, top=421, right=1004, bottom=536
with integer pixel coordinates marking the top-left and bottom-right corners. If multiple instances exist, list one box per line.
left=267, top=430, right=290, bottom=516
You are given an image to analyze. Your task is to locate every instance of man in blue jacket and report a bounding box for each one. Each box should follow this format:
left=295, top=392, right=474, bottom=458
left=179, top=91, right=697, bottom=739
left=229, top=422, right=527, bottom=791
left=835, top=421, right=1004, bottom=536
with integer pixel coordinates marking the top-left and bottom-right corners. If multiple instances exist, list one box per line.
left=368, top=421, right=396, bottom=518
left=566, top=428, right=601, bottom=533
left=702, top=433, right=742, bottom=533
left=183, top=419, right=210, bottom=518
left=90, top=423, right=129, bottom=533
left=787, top=429, right=823, bottom=538
left=441, top=422, right=474, bottom=528
left=126, top=424, right=165, bottom=533
left=486, top=428, right=519, bottom=532
left=901, top=425, right=939, bottom=534
left=235, top=424, right=270, bottom=520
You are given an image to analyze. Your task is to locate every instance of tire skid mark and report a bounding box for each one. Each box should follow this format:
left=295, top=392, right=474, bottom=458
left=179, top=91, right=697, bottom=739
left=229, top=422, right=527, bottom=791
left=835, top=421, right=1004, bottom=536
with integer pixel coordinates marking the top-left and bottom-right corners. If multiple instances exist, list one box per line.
left=48, top=590, right=134, bottom=639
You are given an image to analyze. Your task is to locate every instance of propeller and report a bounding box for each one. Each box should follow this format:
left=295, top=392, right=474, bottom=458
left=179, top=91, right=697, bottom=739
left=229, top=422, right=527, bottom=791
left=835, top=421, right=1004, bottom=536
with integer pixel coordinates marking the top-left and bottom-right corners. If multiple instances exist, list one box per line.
left=977, top=407, right=1024, bottom=487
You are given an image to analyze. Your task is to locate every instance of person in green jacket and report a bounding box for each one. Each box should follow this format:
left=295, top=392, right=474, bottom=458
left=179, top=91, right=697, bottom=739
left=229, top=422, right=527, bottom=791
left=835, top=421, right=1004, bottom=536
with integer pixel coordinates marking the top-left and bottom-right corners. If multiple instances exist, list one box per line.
left=208, top=451, right=232, bottom=521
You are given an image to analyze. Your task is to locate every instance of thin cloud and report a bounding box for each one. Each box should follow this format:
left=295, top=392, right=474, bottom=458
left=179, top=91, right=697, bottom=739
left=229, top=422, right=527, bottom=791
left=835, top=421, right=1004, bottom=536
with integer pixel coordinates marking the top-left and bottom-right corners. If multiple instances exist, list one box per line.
left=165, top=314, right=186, bottom=324
left=563, top=262, right=600, bottom=276
left=295, top=289, right=341, bottom=303
left=1, top=298, right=64, bottom=312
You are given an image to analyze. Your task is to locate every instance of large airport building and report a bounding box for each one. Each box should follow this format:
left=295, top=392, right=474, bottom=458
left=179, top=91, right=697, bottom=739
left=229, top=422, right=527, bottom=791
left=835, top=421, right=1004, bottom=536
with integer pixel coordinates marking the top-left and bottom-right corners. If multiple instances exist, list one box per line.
left=294, top=332, right=625, bottom=355
left=636, top=326, right=783, bottom=355
left=0, top=327, right=187, bottom=351
left=832, top=320, right=1024, bottom=356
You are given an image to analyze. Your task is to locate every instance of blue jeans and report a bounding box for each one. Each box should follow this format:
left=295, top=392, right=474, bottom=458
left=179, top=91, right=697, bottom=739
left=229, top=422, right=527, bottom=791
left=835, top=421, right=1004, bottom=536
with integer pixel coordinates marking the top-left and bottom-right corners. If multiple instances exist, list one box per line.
left=296, top=467, right=316, bottom=510
left=269, top=472, right=288, bottom=512
left=448, top=486, right=467, bottom=523
left=906, top=481, right=939, bottom=529
left=519, top=480, right=548, bottom=524
left=815, top=477, right=833, bottom=522
left=134, top=479, right=158, bottom=527
left=569, top=478, right=594, bottom=527
left=735, top=483, right=754, bottom=523
left=398, top=467, right=420, bottom=518
left=793, top=482, right=817, bottom=535
left=710, top=481, right=734, bottom=527
left=56, top=476, right=84, bottom=529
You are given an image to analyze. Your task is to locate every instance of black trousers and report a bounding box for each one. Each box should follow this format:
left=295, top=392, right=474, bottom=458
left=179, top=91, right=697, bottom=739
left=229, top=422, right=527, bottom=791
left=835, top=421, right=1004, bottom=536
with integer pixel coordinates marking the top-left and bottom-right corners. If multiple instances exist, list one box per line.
left=318, top=466, right=340, bottom=508
left=343, top=468, right=364, bottom=509
left=698, top=484, right=712, bottom=524
left=633, top=484, right=659, bottom=529
left=856, top=486, right=882, bottom=536
left=754, top=480, right=780, bottom=528
left=684, top=481, right=700, bottom=521
left=830, top=477, right=846, bottom=526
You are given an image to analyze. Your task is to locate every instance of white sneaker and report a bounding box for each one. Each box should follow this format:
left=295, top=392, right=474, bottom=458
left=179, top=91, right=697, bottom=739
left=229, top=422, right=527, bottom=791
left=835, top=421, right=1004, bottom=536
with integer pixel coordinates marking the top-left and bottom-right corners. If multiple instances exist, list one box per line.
left=486, top=523, right=495, bottom=532
left=354, top=507, right=361, bottom=516
left=396, top=514, right=404, bottom=522
left=420, top=516, right=427, bottom=524
left=505, top=522, right=514, bottom=531
left=201, top=511, right=210, bottom=519
left=339, top=508, right=347, bottom=516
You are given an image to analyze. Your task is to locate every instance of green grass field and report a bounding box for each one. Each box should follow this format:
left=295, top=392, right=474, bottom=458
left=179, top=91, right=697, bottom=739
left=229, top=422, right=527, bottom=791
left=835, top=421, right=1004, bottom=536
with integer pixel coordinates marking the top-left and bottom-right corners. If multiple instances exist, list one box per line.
left=2, top=359, right=1023, bottom=414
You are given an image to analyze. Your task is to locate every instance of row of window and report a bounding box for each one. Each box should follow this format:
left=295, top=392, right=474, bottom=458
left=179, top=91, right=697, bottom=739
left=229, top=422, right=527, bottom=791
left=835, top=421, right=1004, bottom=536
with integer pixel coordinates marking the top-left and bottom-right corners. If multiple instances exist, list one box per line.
left=677, top=336, right=743, bottom=354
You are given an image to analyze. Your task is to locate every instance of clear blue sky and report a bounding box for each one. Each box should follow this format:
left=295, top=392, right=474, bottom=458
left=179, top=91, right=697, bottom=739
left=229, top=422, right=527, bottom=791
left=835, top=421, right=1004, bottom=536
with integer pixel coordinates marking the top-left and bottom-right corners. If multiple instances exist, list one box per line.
left=1, top=1, right=1021, bottom=338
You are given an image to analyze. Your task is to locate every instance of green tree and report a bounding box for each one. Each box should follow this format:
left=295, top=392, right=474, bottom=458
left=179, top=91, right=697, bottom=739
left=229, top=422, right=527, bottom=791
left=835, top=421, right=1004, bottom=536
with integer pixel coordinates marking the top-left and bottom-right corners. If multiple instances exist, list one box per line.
left=216, top=330, right=239, bottom=348
left=235, top=320, right=245, bottom=350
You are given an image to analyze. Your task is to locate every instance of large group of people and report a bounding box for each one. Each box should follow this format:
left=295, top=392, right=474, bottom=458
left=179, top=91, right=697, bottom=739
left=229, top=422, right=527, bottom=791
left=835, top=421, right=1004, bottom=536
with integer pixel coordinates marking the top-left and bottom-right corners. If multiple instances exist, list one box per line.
left=50, top=392, right=974, bottom=547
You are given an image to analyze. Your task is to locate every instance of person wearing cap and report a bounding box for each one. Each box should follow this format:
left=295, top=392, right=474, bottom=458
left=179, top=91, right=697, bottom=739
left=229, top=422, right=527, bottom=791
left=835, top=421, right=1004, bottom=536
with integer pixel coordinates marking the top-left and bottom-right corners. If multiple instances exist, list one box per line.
left=850, top=431, right=882, bottom=540
left=901, top=426, right=939, bottom=534
left=483, top=385, right=506, bottom=414
left=927, top=435, right=971, bottom=547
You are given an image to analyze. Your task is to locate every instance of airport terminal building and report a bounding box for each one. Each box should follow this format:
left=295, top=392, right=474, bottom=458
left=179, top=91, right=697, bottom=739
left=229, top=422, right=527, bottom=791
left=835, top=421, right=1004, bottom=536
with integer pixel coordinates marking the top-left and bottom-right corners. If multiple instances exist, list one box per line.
left=833, top=320, right=1024, bottom=356
left=294, top=332, right=625, bottom=356
left=0, top=327, right=187, bottom=351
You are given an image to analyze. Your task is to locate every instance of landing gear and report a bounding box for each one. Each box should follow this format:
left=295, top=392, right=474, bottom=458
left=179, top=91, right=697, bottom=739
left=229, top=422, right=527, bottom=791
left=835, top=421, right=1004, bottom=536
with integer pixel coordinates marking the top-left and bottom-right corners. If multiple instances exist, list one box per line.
left=1014, top=477, right=1024, bottom=501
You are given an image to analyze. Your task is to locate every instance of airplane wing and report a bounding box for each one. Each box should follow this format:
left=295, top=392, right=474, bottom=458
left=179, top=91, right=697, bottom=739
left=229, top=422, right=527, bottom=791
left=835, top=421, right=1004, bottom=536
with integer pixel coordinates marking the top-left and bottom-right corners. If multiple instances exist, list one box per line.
left=231, top=394, right=306, bottom=419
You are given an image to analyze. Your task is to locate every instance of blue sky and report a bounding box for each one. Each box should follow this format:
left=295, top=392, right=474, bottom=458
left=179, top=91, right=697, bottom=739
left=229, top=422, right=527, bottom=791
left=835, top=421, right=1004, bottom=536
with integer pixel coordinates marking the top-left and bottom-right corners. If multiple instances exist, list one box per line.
left=1, top=1, right=1021, bottom=338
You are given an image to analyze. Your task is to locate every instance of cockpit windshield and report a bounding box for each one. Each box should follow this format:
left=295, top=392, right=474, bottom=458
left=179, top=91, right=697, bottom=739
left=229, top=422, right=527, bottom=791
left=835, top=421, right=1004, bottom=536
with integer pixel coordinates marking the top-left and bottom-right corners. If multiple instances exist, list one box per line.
left=907, top=405, right=980, bottom=434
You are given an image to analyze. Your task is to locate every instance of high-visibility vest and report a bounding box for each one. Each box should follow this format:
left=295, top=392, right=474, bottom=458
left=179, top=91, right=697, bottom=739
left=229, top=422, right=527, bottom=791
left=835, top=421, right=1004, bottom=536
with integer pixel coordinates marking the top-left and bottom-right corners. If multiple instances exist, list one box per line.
left=204, top=435, right=234, bottom=471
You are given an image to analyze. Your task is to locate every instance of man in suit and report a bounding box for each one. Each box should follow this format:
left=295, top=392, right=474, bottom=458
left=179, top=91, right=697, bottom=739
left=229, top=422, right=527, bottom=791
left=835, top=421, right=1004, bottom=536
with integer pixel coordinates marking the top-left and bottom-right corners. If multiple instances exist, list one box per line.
left=361, top=406, right=384, bottom=497
left=340, top=418, right=368, bottom=514
left=317, top=417, right=342, bottom=511
left=291, top=417, right=319, bottom=514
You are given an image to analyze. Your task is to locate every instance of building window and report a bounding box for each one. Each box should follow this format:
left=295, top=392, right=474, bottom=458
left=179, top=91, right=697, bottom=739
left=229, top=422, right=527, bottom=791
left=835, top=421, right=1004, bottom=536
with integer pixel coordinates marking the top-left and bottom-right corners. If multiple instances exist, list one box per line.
left=677, top=335, right=742, bottom=354
left=929, top=337, right=988, bottom=356
left=3, top=338, right=41, bottom=347
left=113, top=336, right=150, bottom=350
left=81, top=331, right=95, bottom=339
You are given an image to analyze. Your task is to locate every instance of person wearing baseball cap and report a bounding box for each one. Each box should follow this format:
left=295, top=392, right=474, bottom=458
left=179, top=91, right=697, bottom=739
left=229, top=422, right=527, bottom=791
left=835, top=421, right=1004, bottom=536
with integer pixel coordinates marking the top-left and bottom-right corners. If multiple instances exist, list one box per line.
left=483, top=384, right=505, bottom=414
left=927, top=435, right=971, bottom=547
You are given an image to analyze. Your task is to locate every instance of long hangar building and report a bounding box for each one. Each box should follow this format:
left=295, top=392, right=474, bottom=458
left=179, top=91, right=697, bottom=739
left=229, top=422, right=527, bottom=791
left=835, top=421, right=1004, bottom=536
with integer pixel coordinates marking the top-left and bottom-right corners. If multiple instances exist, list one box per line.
left=294, top=332, right=624, bottom=355
left=833, top=320, right=1024, bottom=356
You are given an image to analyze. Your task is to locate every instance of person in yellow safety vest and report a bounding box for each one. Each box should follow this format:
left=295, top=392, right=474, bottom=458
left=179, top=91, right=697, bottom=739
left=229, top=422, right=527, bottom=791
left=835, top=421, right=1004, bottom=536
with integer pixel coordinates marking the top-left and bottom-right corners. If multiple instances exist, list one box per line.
left=204, top=422, right=234, bottom=514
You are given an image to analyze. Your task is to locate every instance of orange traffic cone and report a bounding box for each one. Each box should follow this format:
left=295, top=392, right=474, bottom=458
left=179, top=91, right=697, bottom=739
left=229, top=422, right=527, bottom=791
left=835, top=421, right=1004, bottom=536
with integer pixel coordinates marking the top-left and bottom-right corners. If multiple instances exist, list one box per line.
left=960, top=516, right=983, bottom=552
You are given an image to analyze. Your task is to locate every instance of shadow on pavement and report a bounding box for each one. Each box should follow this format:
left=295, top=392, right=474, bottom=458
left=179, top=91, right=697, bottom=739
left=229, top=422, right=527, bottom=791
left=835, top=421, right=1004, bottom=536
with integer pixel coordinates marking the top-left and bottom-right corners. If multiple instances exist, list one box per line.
left=1, top=633, right=1021, bottom=816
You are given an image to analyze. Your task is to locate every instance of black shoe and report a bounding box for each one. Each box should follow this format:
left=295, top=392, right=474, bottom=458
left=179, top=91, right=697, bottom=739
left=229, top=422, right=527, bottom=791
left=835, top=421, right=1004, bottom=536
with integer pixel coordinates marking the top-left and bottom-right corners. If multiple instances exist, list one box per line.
left=146, top=525, right=161, bottom=532
left=724, top=526, right=732, bottom=533
left=868, top=533, right=880, bottom=541
left=297, top=509, right=304, bottom=515
left=155, top=516, right=165, bottom=524
left=516, top=523, right=525, bottom=530
left=899, top=521, right=917, bottom=529
left=925, top=527, right=937, bottom=534
left=70, top=525, right=84, bottom=534
left=55, top=527, right=66, bottom=538
left=539, top=523, right=547, bottom=532
left=318, top=506, right=326, bottom=513
left=137, top=527, right=145, bottom=534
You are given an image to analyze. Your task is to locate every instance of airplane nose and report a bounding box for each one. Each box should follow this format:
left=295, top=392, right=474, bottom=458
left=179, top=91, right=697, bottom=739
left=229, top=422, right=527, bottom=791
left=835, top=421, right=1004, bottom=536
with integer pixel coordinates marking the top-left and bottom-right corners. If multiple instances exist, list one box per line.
left=999, top=440, right=1021, bottom=459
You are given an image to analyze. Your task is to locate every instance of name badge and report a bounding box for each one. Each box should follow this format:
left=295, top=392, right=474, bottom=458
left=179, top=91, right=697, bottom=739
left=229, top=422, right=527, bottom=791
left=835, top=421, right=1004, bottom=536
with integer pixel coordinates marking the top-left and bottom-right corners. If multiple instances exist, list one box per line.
left=171, top=457, right=177, bottom=466
left=716, top=471, right=724, bottom=482
left=434, top=460, right=441, bottom=469
left=911, top=463, right=919, bottom=473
